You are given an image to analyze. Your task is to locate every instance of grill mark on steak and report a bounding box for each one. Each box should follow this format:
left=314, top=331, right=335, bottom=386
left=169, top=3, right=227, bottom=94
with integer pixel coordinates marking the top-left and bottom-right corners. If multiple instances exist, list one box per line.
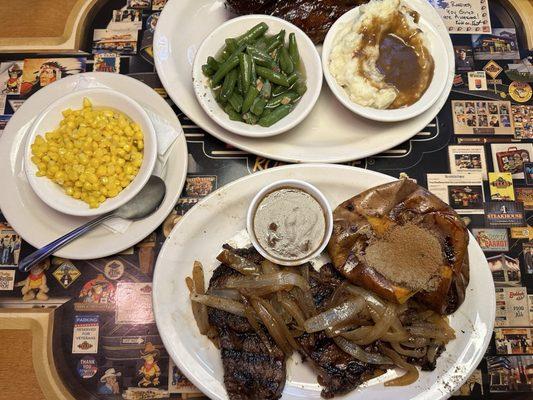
left=208, top=248, right=286, bottom=400
left=296, top=264, right=383, bottom=398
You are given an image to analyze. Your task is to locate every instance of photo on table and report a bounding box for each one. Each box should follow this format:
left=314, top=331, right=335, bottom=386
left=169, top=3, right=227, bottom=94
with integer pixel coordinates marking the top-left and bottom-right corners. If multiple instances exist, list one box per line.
left=472, top=28, right=521, bottom=60
left=512, top=105, right=533, bottom=139
left=486, top=254, right=522, bottom=287
left=453, top=45, right=475, bottom=71
left=495, top=328, right=533, bottom=355
left=0, top=61, right=23, bottom=95
left=448, top=145, right=488, bottom=179
left=491, top=143, right=533, bottom=179
left=20, top=58, right=86, bottom=97
left=452, top=100, right=514, bottom=135
left=487, top=355, right=533, bottom=392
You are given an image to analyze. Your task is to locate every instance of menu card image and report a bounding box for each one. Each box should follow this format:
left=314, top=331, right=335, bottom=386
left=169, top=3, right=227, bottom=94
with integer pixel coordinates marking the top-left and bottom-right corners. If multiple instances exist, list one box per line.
left=452, top=100, right=514, bottom=135
left=495, top=287, right=530, bottom=327
left=429, top=0, right=491, bottom=34
left=426, top=173, right=484, bottom=214
left=448, top=145, right=488, bottom=179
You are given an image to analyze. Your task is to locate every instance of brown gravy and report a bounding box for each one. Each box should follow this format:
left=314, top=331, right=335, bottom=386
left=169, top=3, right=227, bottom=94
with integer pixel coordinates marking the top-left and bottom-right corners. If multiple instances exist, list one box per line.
left=356, top=10, right=434, bottom=109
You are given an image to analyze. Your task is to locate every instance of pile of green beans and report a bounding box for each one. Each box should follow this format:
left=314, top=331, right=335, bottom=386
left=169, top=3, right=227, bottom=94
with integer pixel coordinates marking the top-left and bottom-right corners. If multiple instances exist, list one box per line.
left=202, top=22, right=307, bottom=128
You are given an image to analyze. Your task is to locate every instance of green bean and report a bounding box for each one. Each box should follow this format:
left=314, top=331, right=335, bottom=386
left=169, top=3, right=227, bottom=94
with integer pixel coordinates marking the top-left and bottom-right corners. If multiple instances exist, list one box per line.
left=295, top=82, right=307, bottom=96
left=267, top=38, right=283, bottom=53
left=242, top=86, right=259, bottom=114
left=242, top=112, right=259, bottom=125
left=224, top=104, right=243, bottom=121
left=272, top=74, right=299, bottom=96
left=258, top=104, right=293, bottom=127
left=262, top=108, right=272, bottom=118
left=236, top=22, right=268, bottom=47
left=236, top=71, right=243, bottom=95
left=251, top=60, right=257, bottom=86
left=239, top=53, right=252, bottom=94
left=225, top=38, right=238, bottom=53
left=250, top=97, right=267, bottom=116
left=220, top=69, right=238, bottom=102
left=288, top=33, right=300, bottom=67
left=211, top=55, right=240, bottom=86
left=260, top=79, right=271, bottom=99
left=266, top=91, right=300, bottom=108
left=218, top=47, right=232, bottom=63
left=279, top=46, right=294, bottom=74
left=256, top=66, right=289, bottom=87
left=202, top=64, right=215, bottom=77
left=228, top=92, right=244, bottom=113
left=207, top=56, right=220, bottom=71
left=246, top=46, right=276, bottom=68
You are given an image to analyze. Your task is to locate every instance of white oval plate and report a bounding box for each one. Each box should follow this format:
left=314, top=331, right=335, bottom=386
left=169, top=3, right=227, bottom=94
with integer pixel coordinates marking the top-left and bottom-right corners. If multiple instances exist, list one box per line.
left=154, top=0, right=454, bottom=163
left=153, top=164, right=495, bottom=400
left=0, top=72, right=188, bottom=260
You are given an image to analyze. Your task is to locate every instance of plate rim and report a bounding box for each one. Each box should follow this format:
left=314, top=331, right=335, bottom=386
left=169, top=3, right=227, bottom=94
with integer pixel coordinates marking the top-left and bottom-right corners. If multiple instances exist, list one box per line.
left=154, top=0, right=455, bottom=163
left=153, top=163, right=495, bottom=400
left=0, top=71, right=189, bottom=260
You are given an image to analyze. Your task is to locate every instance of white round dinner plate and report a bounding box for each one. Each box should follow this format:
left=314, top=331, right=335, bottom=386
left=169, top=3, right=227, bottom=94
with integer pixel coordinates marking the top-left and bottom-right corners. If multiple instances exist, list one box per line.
left=154, top=0, right=454, bottom=163
left=0, top=72, right=188, bottom=260
left=153, top=164, right=495, bottom=400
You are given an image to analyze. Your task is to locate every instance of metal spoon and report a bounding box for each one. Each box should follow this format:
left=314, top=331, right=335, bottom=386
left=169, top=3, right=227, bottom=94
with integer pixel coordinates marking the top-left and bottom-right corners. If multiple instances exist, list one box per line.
left=18, top=175, right=166, bottom=273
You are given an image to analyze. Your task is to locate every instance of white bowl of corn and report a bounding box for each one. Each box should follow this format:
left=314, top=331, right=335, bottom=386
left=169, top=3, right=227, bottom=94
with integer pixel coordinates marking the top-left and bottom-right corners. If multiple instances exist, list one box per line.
left=24, top=88, right=157, bottom=217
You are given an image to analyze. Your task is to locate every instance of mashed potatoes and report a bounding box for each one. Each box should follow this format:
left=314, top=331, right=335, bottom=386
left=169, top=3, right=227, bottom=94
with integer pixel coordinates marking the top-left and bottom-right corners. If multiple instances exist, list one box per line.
left=329, top=0, right=433, bottom=110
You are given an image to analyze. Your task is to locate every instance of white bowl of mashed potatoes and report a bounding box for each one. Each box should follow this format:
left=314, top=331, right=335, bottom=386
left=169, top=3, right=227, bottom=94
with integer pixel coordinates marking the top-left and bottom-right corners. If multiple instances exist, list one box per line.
left=322, top=0, right=450, bottom=122
left=24, top=88, right=157, bottom=217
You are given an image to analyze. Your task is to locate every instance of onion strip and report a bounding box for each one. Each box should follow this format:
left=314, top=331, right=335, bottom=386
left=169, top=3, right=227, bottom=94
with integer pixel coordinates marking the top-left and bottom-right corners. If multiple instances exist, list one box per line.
left=344, top=284, right=386, bottom=313
left=186, top=262, right=210, bottom=335
left=390, top=341, right=427, bottom=358
left=191, top=293, right=246, bottom=317
left=342, top=305, right=395, bottom=345
left=334, top=337, right=393, bottom=365
left=379, top=344, right=420, bottom=386
left=277, top=292, right=306, bottom=329
left=258, top=297, right=300, bottom=351
left=304, top=297, right=366, bottom=333
left=216, top=249, right=261, bottom=275
left=250, top=297, right=291, bottom=355
left=225, top=272, right=310, bottom=294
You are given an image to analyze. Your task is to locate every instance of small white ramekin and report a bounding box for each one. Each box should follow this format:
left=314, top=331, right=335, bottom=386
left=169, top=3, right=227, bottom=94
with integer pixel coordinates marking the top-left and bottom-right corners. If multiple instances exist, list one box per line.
left=246, top=179, right=333, bottom=266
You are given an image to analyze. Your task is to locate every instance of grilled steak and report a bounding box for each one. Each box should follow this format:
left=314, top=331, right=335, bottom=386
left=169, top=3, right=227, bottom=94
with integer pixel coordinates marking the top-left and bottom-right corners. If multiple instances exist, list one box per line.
left=226, top=0, right=368, bottom=44
left=208, top=247, right=286, bottom=400
left=296, top=264, right=383, bottom=398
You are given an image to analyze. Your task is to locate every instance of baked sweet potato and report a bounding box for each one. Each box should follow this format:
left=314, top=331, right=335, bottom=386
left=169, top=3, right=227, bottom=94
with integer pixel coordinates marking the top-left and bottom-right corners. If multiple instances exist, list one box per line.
left=327, top=178, right=469, bottom=314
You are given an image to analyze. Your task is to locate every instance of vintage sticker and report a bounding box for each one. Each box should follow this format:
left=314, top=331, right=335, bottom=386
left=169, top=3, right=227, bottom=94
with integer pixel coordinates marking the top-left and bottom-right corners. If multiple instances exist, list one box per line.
left=52, top=258, right=81, bottom=289
left=487, top=254, right=522, bottom=287
left=115, top=282, right=154, bottom=324
left=184, top=176, right=217, bottom=198
left=472, top=28, right=520, bottom=60
left=20, top=58, right=86, bottom=96
left=489, top=172, right=515, bottom=201
left=92, top=29, right=138, bottom=55
left=448, top=145, right=488, bottom=179
left=0, top=269, right=15, bottom=291
left=506, top=57, right=533, bottom=83
left=495, top=328, right=533, bottom=355
left=168, top=359, right=202, bottom=394
left=512, top=105, right=533, bottom=139
left=94, top=53, right=120, bottom=73
left=77, top=356, right=98, bottom=379
left=0, top=61, right=23, bottom=95
left=524, top=162, right=533, bottom=185
left=509, top=81, right=532, bottom=103
left=98, top=368, right=122, bottom=395
left=146, top=13, right=159, bottom=33
left=452, top=100, right=514, bottom=135
left=72, top=315, right=99, bottom=354
left=491, top=143, right=533, bottom=179
left=453, top=74, right=464, bottom=87
left=453, top=369, right=483, bottom=396
left=484, top=201, right=525, bottom=227
left=128, top=0, right=151, bottom=9
left=7, top=99, right=24, bottom=113
left=0, top=223, right=21, bottom=267
left=495, top=287, right=530, bottom=327
left=472, top=228, right=509, bottom=252
left=122, top=388, right=169, bottom=400
left=484, top=60, right=503, bottom=79
left=0, top=115, right=11, bottom=136
left=152, top=0, right=167, bottom=11
left=426, top=173, right=484, bottom=214
left=0, top=94, right=5, bottom=114
left=429, top=0, right=491, bottom=34
left=487, top=355, right=533, bottom=392
left=515, top=187, right=533, bottom=210
left=522, top=242, right=533, bottom=275
left=510, top=226, right=532, bottom=240
left=75, top=274, right=115, bottom=312
left=104, top=260, right=124, bottom=280
left=109, top=9, right=142, bottom=30
left=468, top=71, right=487, bottom=91
left=453, top=46, right=475, bottom=71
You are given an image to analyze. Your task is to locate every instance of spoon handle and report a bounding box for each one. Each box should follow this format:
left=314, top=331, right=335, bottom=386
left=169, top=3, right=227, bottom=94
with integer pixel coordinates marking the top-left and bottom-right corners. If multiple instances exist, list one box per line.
left=18, top=212, right=114, bottom=273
